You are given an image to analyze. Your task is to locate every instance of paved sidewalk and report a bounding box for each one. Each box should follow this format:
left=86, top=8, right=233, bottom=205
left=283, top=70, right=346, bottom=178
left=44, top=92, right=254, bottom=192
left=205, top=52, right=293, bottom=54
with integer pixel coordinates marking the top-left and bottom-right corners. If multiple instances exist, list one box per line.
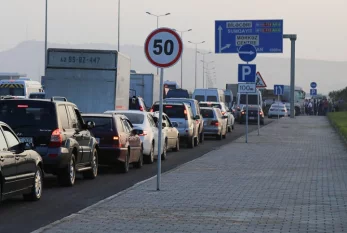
left=33, top=117, right=347, bottom=233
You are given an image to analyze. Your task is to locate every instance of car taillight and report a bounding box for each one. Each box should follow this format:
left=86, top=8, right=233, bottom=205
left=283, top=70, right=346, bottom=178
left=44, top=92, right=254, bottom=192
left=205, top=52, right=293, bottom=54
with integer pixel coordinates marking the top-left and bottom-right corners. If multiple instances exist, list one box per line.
left=150, top=109, right=153, bottom=112
left=138, top=130, right=147, bottom=136
left=139, top=106, right=144, bottom=111
left=221, top=111, right=226, bottom=115
left=184, top=109, right=188, bottom=120
left=49, top=129, right=62, bottom=148
left=113, top=135, right=122, bottom=147
left=211, top=120, right=219, bottom=126
left=260, top=112, right=263, bottom=115
left=241, top=111, right=245, bottom=115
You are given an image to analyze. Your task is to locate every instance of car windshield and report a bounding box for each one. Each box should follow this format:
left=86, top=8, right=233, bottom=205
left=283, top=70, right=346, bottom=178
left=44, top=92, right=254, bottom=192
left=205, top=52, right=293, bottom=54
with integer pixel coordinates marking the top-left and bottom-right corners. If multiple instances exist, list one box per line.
left=0, top=101, right=57, bottom=129
left=239, top=94, right=259, bottom=105
left=29, top=93, right=45, bottom=99
left=82, top=116, right=112, bottom=131
left=152, top=105, right=186, bottom=118
left=118, top=112, right=144, bottom=124
left=200, top=109, right=214, bottom=118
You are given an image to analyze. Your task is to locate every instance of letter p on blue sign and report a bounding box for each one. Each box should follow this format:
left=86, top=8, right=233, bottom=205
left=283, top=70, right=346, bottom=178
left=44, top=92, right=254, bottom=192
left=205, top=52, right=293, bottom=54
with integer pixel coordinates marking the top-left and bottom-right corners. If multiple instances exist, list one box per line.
left=238, top=64, right=256, bottom=83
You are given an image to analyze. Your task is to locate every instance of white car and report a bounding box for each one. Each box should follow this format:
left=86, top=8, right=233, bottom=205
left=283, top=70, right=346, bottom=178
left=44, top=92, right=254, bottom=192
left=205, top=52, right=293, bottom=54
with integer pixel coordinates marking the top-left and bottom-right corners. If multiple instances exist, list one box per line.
left=152, top=112, right=180, bottom=152
left=268, top=103, right=288, bottom=118
left=285, top=103, right=296, bottom=116
left=105, top=110, right=167, bottom=163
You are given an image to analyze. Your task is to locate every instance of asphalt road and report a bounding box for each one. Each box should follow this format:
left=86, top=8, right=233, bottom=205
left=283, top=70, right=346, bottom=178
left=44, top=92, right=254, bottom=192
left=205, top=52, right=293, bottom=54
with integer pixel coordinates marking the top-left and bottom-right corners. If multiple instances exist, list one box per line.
left=0, top=120, right=273, bottom=233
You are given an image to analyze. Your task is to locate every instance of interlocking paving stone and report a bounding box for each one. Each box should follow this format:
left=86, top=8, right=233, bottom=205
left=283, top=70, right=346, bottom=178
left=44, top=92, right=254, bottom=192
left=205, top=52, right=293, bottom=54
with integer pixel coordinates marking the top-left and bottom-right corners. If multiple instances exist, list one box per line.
left=33, top=117, right=347, bottom=233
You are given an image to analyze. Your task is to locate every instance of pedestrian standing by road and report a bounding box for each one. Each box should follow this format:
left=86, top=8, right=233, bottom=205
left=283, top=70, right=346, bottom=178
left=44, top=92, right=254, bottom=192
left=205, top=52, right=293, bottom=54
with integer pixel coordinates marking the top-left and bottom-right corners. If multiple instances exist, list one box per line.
left=308, top=101, right=313, bottom=115
left=313, top=99, right=317, bottom=116
left=323, top=99, right=329, bottom=115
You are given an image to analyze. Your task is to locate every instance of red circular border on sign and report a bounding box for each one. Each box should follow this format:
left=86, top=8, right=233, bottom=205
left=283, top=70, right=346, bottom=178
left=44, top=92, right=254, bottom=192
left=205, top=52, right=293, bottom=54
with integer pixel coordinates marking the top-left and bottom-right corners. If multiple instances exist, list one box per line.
left=144, top=28, right=183, bottom=68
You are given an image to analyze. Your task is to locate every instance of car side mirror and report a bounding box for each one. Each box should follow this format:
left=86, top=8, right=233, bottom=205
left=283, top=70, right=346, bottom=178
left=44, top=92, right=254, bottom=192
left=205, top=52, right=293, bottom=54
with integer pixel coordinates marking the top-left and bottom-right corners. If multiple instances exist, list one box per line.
left=162, top=122, right=166, bottom=128
left=132, top=129, right=143, bottom=135
left=85, top=121, right=95, bottom=129
left=11, top=142, right=27, bottom=153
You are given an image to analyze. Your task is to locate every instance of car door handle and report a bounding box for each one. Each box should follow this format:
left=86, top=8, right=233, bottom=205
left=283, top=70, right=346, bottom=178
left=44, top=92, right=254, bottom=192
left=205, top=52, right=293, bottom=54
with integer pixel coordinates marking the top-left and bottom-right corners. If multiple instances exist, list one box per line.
left=0, top=156, right=4, bottom=162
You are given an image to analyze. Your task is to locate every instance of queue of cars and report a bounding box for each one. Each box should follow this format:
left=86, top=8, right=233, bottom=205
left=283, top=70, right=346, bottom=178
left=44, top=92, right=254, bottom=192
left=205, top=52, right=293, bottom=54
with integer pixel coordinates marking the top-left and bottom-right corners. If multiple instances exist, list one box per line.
left=0, top=94, right=236, bottom=204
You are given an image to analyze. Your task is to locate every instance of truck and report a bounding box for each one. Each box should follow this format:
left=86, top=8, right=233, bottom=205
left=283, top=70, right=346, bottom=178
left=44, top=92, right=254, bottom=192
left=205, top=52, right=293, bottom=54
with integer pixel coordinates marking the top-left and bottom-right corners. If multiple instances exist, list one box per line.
left=130, top=72, right=159, bottom=107
left=43, top=48, right=131, bottom=113
left=0, top=77, right=44, bottom=98
left=0, top=72, right=26, bottom=80
left=226, top=84, right=238, bottom=104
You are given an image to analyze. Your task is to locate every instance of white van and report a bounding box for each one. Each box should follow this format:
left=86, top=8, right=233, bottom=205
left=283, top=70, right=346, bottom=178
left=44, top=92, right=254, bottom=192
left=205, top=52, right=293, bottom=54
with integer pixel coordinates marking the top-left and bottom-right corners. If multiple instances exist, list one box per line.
left=0, top=78, right=44, bottom=98
left=193, top=88, right=225, bottom=103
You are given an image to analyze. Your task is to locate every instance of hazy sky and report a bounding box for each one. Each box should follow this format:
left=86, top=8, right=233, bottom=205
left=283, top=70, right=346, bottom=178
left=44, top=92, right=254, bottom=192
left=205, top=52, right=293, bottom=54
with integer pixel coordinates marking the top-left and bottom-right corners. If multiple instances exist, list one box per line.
left=1, top=0, right=346, bottom=61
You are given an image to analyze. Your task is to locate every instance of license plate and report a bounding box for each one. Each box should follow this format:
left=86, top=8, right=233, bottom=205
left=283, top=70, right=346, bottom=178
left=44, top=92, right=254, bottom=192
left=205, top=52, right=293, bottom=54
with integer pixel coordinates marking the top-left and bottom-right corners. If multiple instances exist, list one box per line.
left=19, top=137, right=33, bottom=144
left=249, top=117, right=255, bottom=120
left=96, top=138, right=100, bottom=144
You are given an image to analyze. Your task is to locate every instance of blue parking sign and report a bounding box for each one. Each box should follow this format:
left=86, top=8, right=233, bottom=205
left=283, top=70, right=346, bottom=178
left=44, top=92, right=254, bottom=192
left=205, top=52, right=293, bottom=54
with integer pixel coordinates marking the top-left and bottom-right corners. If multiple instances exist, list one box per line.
left=238, top=64, right=256, bottom=83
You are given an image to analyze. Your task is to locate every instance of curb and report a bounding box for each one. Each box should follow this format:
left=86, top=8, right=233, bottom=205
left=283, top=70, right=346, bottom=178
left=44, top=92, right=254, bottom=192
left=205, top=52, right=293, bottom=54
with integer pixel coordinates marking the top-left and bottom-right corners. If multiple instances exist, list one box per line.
left=327, top=116, right=347, bottom=147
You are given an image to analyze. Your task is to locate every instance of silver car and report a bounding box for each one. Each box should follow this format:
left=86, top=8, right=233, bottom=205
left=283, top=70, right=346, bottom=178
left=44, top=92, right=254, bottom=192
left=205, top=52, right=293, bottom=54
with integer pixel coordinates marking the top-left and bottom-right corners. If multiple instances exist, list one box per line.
left=199, top=101, right=233, bottom=132
left=200, top=107, right=228, bottom=140
left=150, top=102, right=199, bottom=148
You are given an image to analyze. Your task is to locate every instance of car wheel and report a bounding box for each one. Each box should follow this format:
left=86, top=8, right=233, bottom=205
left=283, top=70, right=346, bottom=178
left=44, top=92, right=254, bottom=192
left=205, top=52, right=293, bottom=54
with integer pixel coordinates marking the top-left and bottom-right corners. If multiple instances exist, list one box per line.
left=174, top=137, right=180, bottom=152
left=144, top=143, right=155, bottom=164
left=161, top=141, right=167, bottom=160
left=228, top=125, right=232, bottom=133
left=134, top=145, right=143, bottom=169
left=216, top=132, right=222, bottom=140
left=83, top=148, right=98, bottom=179
left=232, top=124, right=235, bottom=130
left=194, top=136, right=199, bottom=147
left=188, top=137, right=194, bottom=148
left=58, top=155, right=76, bottom=187
left=222, top=130, right=227, bottom=139
left=120, top=150, right=130, bottom=173
left=23, top=166, right=43, bottom=201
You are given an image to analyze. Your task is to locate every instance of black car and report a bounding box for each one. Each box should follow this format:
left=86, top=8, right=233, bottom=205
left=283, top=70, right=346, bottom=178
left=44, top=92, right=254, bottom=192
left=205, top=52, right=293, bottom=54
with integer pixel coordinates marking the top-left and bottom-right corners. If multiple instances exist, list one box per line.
left=0, top=97, right=99, bottom=187
left=239, top=105, right=265, bottom=125
left=0, top=121, right=43, bottom=202
left=82, top=113, right=143, bottom=173
left=129, top=96, right=147, bottom=111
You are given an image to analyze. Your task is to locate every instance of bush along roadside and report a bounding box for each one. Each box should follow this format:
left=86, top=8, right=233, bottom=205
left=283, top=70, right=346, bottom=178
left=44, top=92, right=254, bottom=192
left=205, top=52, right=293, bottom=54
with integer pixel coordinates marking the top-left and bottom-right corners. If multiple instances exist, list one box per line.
left=328, top=112, right=347, bottom=144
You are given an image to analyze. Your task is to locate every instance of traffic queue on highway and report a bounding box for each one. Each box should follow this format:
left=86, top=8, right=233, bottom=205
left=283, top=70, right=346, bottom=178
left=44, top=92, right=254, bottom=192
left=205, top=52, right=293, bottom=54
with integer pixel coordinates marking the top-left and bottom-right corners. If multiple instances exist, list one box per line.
left=0, top=92, right=236, bottom=204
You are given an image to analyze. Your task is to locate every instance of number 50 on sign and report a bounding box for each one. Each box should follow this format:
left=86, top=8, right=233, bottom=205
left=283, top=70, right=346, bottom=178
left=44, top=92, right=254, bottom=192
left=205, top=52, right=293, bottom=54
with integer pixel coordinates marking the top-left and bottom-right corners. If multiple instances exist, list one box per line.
left=144, top=28, right=183, bottom=68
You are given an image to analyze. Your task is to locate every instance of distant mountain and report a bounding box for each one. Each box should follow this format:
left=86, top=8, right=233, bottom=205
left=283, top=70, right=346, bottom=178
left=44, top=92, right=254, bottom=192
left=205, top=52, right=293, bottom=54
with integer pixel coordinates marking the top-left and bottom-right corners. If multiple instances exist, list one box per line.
left=0, top=41, right=346, bottom=95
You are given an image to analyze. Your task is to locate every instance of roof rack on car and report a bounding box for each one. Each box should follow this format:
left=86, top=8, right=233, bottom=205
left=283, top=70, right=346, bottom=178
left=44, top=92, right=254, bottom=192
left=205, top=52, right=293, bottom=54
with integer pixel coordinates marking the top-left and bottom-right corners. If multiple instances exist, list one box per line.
left=51, top=96, right=67, bottom=102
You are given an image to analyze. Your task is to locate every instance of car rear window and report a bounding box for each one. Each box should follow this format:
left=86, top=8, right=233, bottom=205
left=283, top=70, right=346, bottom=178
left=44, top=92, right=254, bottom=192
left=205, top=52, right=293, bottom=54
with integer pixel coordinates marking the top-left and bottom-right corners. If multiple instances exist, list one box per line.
left=83, top=116, right=113, bottom=131
left=225, top=95, right=231, bottom=103
left=194, top=95, right=205, bottom=102
left=199, top=103, right=222, bottom=109
left=152, top=105, right=186, bottom=118
left=118, top=113, right=144, bottom=124
left=129, top=98, right=141, bottom=110
left=201, top=109, right=214, bottom=118
left=166, top=89, right=189, bottom=98
left=0, top=101, right=57, bottom=129
left=207, top=96, right=217, bottom=101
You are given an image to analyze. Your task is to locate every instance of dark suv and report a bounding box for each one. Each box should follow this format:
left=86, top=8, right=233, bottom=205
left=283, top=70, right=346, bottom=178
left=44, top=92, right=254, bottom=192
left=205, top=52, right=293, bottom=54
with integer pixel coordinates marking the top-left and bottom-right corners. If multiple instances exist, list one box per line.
left=129, top=96, right=147, bottom=111
left=0, top=97, right=99, bottom=186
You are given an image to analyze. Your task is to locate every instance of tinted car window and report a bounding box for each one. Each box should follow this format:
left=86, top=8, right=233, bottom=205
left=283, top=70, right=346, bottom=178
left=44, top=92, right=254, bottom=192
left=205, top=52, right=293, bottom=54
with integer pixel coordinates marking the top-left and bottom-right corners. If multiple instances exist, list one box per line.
left=0, top=128, right=8, bottom=151
left=2, top=125, right=19, bottom=148
left=129, top=98, right=141, bottom=110
left=58, top=105, right=70, bottom=129
left=194, top=95, right=205, bottom=102
left=152, top=105, right=186, bottom=118
left=119, top=113, right=144, bottom=124
left=207, top=96, right=217, bottom=101
left=201, top=109, right=214, bottom=118
left=167, top=89, right=189, bottom=98
left=67, top=106, right=79, bottom=128
left=83, top=116, right=113, bottom=131
left=225, top=95, right=231, bottom=103
left=0, top=101, right=57, bottom=129
left=239, top=94, right=258, bottom=105
left=29, top=93, right=45, bottom=99
left=199, top=103, right=222, bottom=109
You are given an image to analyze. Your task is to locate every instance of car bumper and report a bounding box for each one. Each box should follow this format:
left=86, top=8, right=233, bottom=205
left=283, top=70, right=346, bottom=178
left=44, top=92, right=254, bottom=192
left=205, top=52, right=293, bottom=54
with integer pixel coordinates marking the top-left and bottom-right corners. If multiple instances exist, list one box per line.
left=177, top=128, right=194, bottom=138
left=203, top=126, right=221, bottom=135
left=98, top=147, right=127, bottom=164
left=36, top=146, right=72, bottom=173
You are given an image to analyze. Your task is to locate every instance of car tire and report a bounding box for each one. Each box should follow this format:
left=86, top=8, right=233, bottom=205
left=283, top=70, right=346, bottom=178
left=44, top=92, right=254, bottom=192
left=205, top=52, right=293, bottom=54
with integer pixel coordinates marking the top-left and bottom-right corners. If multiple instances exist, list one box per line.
left=216, top=132, right=222, bottom=140
left=194, top=136, right=199, bottom=147
left=188, top=137, right=194, bottom=148
left=134, top=145, right=143, bottom=169
left=144, top=143, right=155, bottom=164
left=120, top=150, right=130, bottom=173
left=228, top=125, right=232, bottom=133
left=199, top=131, right=204, bottom=143
left=173, top=137, right=180, bottom=152
left=23, top=166, right=43, bottom=201
left=222, top=130, right=227, bottom=139
left=58, top=155, right=76, bottom=187
left=83, top=148, right=98, bottom=179
left=232, top=124, right=235, bottom=130
left=161, top=140, right=167, bottom=160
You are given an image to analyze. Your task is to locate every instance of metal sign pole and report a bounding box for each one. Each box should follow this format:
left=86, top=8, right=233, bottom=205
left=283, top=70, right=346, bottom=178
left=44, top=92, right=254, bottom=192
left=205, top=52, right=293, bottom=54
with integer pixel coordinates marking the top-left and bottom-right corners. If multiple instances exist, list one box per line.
left=157, top=68, right=164, bottom=191
left=257, top=90, right=260, bottom=135
left=246, top=92, right=248, bottom=143
left=277, top=95, right=280, bottom=122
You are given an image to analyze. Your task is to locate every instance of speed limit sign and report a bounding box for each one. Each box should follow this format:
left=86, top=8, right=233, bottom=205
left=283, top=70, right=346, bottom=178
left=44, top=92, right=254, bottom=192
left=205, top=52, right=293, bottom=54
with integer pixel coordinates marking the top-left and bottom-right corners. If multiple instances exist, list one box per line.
left=144, top=27, right=183, bottom=68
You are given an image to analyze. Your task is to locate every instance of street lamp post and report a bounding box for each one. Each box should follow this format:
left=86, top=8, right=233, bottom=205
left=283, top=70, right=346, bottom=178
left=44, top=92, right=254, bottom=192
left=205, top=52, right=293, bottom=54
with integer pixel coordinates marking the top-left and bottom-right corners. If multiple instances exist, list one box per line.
left=198, top=52, right=213, bottom=88
left=188, top=41, right=205, bottom=89
left=173, top=28, right=192, bottom=88
left=44, top=0, right=48, bottom=76
left=118, top=0, right=120, bottom=51
left=146, top=12, right=171, bottom=75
